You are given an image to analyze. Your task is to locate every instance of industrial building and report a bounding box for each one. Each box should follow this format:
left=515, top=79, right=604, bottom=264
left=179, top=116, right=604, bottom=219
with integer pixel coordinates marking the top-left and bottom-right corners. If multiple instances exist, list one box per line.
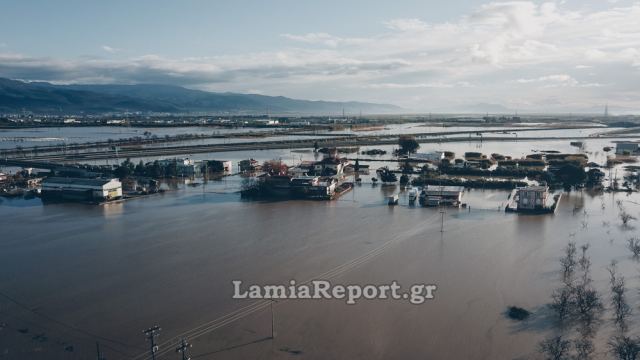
left=41, top=177, right=122, bottom=202
left=419, top=185, right=464, bottom=206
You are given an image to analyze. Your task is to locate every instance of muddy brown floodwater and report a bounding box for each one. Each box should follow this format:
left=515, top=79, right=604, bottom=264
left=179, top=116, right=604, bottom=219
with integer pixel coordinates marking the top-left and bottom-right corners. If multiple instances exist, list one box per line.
left=2, top=170, right=640, bottom=359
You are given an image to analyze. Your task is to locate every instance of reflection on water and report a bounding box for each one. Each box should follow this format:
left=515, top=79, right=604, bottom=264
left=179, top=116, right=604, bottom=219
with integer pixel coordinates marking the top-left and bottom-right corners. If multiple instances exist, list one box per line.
left=100, top=201, right=124, bottom=218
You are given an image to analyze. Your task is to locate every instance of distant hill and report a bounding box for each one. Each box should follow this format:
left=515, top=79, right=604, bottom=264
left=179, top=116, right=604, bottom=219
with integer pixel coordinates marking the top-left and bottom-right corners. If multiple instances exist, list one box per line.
left=0, top=78, right=401, bottom=114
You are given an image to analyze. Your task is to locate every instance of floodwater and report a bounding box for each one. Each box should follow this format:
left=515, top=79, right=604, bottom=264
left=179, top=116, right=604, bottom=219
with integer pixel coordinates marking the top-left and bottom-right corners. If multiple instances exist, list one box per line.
left=2, top=176, right=640, bottom=359
left=0, top=123, right=624, bottom=150
left=2, top=131, right=640, bottom=359
left=0, top=126, right=282, bottom=149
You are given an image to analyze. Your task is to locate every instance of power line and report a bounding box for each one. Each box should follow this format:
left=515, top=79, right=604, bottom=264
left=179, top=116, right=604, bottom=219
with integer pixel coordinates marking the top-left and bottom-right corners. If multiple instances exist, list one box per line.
left=96, top=341, right=106, bottom=360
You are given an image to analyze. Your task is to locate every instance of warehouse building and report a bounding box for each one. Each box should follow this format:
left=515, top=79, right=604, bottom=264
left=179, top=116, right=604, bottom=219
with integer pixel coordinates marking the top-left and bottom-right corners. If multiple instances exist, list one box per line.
left=41, top=177, right=122, bottom=202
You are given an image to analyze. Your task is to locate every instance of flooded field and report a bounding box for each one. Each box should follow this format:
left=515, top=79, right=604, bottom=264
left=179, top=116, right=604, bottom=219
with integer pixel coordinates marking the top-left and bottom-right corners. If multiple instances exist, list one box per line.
left=0, top=122, right=622, bottom=150
left=0, top=126, right=283, bottom=149
left=2, top=171, right=640, bottom=359
left=2, top=128, right=640, bottom=359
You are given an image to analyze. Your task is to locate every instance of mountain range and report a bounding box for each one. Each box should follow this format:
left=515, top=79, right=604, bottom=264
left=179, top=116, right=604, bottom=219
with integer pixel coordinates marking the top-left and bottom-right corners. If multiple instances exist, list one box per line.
left=0, top=78, right=401, bottom=115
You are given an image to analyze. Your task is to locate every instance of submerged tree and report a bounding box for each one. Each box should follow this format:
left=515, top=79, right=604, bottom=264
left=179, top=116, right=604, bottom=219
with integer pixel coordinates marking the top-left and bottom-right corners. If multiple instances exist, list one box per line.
left=560, top=242, right=577, bottom=286
left=607, top=261, right=631, bottom=330
left=549, top=242, right=601, bottom=324
left=627, top=237, right=640, bottom=258
left=397, top=135, right=420, bottom=155
left=539, top=336, right=571, bottom=360
left=617, top=201, right=636, bottom=228
left=609, top=336, right=640, bottom=360
left=574, top=244, right=602, bottom=324
left=550, top=288, right=573, bottom=323
left=574, top=336, right=595, bottom=360
left=555, top=164, right=587, bottom=187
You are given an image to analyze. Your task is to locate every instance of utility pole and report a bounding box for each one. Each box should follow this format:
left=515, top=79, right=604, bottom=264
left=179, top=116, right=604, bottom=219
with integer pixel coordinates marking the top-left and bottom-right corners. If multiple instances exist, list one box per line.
left=96, top=341, right=106, bottom=360
left=270, top=299, right=276, bottom=339
left=440, top=209, right=445, bottom=233
left=176, top=338, right=192, bottom=360
left=144, top=325, right=161, bottom=360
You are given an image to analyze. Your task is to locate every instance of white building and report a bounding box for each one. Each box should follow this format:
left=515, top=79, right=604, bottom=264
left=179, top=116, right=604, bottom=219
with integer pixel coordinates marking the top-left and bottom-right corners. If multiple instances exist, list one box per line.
left=220, top=161, right=233, bottom=172
left=255, top=119, right=279, bottom=125
left=313, top=157, right=347, bottom=175
left=516, top=186, right=549, bottom=211
left=42, top=177, right=122, bottom=201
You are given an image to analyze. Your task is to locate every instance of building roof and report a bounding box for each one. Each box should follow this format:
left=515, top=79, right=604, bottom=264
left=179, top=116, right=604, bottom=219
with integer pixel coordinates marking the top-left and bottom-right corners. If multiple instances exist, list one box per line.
left=425, top=185, right=464, bottom=192
left=411, top=152, right=445, bottom=159
left=43, top=177, right=119, bottom=187
left=518, top=185, right=548, bottom=192
left=318, top=157, right=342, bottom=164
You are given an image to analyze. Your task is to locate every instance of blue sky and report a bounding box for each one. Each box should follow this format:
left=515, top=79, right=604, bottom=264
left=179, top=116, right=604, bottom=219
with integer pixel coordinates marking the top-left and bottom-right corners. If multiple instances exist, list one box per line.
left=1, top=0, right=639, bottom=112
left=1, top=0, right=486, bottom=57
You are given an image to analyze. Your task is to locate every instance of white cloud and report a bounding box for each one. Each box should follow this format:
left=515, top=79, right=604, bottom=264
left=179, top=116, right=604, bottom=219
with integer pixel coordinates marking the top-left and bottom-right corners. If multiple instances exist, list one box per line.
left=517, top=74, right=577, bottom=84
left=101, top=45, right=120, bottom=53
left=366, top=81, right=474, bottom=89
left=383, top=18, right=429, bottom=32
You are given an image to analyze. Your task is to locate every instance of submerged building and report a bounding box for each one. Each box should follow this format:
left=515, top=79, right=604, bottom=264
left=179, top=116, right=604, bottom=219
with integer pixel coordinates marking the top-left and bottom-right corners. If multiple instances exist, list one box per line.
left=41, top=177, right=122, bottom=202
left=515, top=186, right=549, bottom=211
left=505, top=185, right=560, bottom=214
left=419, top=185, right=464, bottom=206
left=616, top=142, right=639, bottom=155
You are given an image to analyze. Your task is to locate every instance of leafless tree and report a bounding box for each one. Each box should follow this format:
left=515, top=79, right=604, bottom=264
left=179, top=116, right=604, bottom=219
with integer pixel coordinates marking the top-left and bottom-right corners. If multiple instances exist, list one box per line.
left=539, top=336, right=572, bottom=360
left=551, top=288, right=573, bottom=322
left=574, top=336, right=595, bottom=360
left=574, top=244, right=601, bottom=324
left=609, top=336, right=640, bottom=360
left=608, top=261, right=631, bottom=330
left=621, top=212, right=636, bottom=227
left=617, top=201, right=636, bottom=227
left=627, top=237, right=640, bottom=258
left=574, top=285, right=601, bottom=324
left=560, top=242, right=577, bottom=286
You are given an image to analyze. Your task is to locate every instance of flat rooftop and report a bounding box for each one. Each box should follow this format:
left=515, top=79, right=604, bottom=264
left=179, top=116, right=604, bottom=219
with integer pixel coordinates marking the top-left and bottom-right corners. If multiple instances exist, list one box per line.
left=42, top=177, right=118, bottom=187
left=424, top=185, right=464, bottom=193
